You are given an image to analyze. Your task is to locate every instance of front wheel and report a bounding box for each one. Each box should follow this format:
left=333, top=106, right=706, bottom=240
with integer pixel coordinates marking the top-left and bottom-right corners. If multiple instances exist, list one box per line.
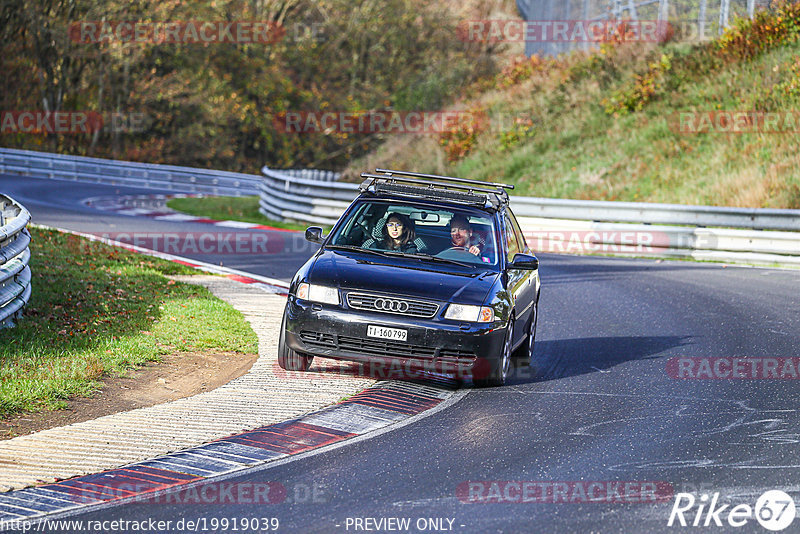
left=277, top=310, right=314, bottom=371
left=474, top=318, right=513, bottom=387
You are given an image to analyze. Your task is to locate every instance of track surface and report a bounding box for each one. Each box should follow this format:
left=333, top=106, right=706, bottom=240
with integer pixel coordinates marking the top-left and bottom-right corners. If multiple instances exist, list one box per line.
left=3, top=175, right=800, bottom=533
left=0, top=175, right=316, bottom=281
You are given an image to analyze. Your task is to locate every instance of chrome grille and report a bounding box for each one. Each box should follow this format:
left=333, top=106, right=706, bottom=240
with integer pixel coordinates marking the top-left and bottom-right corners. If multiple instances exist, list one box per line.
left=346, top=292, right=439, bottom=318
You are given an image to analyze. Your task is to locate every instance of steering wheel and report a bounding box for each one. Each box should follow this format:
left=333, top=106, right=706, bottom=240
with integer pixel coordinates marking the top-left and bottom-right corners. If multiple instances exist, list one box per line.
left=437, top=246, right=478, bottom=260
left=346, top=220, right=371, bottom=245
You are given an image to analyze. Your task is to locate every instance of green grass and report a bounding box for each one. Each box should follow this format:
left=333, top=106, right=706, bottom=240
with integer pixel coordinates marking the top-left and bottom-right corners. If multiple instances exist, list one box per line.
left=346, top=8, right=800, bottom=209
left=167, top=196, right=312, bottom=231
left=0, top=227, right=258, bottom=419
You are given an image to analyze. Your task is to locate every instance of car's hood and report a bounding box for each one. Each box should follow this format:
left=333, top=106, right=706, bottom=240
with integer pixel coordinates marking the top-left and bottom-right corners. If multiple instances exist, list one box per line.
left=308, top=249, right=499, bottom=304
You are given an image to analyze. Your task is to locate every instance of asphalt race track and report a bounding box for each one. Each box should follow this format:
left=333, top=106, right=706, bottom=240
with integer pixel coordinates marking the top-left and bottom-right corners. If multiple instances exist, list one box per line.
left=3, top=174, right=800, bottom=533
left=0, top=174, right=317, bottom=282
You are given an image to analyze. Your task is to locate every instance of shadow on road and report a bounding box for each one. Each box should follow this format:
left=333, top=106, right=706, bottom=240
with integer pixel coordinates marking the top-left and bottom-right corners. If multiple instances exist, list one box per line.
left=514, top=335, right=691, bottom=384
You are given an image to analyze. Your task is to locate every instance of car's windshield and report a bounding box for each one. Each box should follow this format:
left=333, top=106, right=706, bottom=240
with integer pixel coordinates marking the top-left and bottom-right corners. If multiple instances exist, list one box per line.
left=328, top=200, right=499, bottom=267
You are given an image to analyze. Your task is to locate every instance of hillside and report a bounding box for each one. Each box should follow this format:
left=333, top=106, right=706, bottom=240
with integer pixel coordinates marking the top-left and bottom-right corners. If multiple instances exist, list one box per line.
left=346, top=2, right=800, bottom=209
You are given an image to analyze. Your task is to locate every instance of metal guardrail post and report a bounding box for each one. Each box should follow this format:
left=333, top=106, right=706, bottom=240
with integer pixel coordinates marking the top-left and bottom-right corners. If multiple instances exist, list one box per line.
left=0, top=194, right=32, bottom=329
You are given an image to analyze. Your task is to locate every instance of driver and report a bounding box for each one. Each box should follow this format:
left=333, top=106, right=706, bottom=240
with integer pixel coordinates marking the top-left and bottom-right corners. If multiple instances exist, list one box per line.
left=449, top=214, right=480, bottom=256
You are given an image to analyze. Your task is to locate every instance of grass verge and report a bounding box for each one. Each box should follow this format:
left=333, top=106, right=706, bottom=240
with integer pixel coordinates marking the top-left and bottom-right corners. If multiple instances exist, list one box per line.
left=166, top=196, right=312, bottom=231
left=0, top=227, right=258, bottom=419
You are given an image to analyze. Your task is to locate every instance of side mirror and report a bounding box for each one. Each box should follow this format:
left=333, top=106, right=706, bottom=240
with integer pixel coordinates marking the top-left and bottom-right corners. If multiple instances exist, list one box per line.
left=510, top=253, right=539, bottom=270
left=305, top=226, right=324, bottom=244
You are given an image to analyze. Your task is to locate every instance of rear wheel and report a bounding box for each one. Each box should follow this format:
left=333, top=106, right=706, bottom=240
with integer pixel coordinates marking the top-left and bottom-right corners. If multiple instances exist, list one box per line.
left=474, top=318, right=513, bottom=387
left=277, top=311, right=314, bottom=371
left=513, top=300, right=538, bottom=366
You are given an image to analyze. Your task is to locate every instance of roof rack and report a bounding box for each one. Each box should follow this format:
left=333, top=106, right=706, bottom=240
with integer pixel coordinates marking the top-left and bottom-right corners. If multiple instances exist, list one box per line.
left=359, top=168, right=513, bottom=208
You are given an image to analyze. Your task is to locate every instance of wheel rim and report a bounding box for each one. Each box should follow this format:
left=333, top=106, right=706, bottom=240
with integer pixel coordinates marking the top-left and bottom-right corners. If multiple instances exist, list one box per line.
left=501, top=321, right=512, bottom=379
left=528, top=304, right=537, bottom=351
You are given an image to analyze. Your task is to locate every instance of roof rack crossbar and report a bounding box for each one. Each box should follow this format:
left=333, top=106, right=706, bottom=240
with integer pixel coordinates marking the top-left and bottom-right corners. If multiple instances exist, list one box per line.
left=374, top=183, right=486, bottom=206
left=375, top=168, right=515, bottom=191
left=360, top=173, right=499, bottom=196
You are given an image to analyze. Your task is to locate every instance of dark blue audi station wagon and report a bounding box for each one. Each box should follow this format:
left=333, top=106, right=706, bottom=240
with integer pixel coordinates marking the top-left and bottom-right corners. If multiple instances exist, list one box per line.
left=278, top=169, right=540, bottom=386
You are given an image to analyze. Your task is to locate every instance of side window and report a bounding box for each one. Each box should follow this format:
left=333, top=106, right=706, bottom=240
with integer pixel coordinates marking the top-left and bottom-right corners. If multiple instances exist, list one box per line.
left=507, top=210, right=528, bottom=253
left=504, top=214, right=520, bottom=262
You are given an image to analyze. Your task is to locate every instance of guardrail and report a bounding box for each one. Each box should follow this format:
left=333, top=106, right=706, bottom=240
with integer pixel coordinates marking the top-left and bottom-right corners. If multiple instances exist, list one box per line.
left=260, top=166, right=353, bottom=226
left=0, top=148, right=263, bottom=196
left=510, top=197, right=800, bottom=232
left=259, top=166, right=800, bottom=267
left=2, top=149, right=796, bottom=268
left=0, top=195, right=32, bottom=328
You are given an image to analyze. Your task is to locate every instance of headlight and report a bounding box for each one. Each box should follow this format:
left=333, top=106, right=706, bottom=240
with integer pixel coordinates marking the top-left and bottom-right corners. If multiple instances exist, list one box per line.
left=445, top=304, right=494, bottom=323
left=296, top=283, right=340, bottom=305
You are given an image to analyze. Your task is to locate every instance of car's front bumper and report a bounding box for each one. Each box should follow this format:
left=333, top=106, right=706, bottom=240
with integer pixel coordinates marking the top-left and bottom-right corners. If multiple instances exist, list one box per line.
left=284, top=297, right=506, bottom=379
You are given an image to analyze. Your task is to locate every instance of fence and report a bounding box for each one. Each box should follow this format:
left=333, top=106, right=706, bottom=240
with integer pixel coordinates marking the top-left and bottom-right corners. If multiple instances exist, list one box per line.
left=0, top=195, right=32, bottom=328
left=0, top=148, right=262, bottom=197
left=258, top=167, right=800, bottom=267
left=516, top=0, right=773, bottom=57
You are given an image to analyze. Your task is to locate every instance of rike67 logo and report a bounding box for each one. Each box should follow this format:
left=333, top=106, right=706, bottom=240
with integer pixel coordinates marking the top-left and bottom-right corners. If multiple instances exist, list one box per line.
left=668, top=490, right=796, bottom=531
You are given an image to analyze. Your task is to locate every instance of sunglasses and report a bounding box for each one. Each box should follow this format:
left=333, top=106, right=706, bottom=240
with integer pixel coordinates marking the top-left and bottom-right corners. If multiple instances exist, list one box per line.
left=386, top=222, right=403, bottom=229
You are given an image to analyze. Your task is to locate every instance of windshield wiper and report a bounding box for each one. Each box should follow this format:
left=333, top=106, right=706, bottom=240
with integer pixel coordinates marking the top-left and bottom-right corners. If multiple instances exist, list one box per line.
left=325, top=244, right=404, bottom=258
left=402, top=253, right=476, bottom=269
left=327, top=245, right=479, bottom=269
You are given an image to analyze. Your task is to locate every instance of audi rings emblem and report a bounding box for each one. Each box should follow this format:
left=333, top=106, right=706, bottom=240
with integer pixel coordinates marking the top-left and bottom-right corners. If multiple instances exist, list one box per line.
left=373, top=298, right=410, bottom=313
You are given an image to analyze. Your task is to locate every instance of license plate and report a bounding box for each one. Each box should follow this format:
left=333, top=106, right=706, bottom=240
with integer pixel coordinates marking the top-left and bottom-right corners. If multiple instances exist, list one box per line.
left=367, top=325, right=407, bottom=342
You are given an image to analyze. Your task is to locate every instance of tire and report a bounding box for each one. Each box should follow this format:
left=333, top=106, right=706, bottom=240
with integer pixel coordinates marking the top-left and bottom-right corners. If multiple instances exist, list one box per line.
left=474, top=318, right=513, bottom=387
left=277, top=310, right=314, bottom=372
left=513, top=299, right=538, bottom=366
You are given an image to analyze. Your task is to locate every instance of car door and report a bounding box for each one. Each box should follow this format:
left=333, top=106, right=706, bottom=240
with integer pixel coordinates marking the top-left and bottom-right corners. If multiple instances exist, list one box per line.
left=502, top=211, right=535, bottom=348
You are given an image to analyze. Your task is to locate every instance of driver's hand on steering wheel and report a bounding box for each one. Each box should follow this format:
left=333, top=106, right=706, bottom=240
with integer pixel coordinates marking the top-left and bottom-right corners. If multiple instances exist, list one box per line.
left=468, top=245, right=480, bottom=255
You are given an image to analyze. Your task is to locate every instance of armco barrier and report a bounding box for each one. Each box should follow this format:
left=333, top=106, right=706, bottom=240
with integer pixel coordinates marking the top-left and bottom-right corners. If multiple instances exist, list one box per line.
left=0, top=148, right=262, bottom=196
left=510, top=197, right=800, bottom=232
left=0, top=194, right=32, bottom=328
left=260, top=166, right=351, bottom=226
left=2, top=149, right=796, bottom=267
left=259, top=167, right=800, bottom=267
